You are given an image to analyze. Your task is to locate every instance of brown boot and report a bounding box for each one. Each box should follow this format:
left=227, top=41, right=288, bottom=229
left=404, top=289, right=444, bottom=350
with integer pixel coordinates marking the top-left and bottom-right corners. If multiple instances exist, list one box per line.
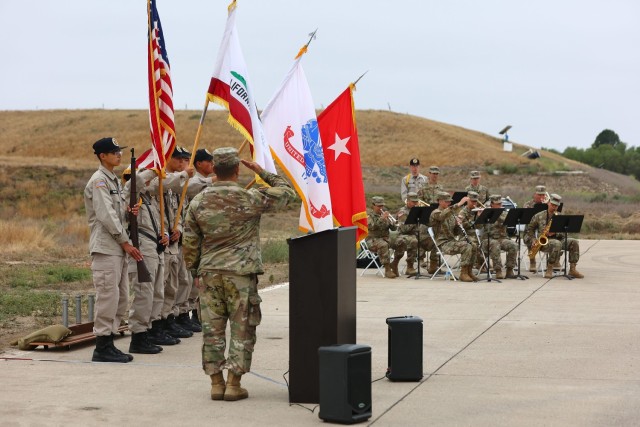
left=569, top=263, right=584, bottom=279
left=505, top=267, right=515, bottom=279
left=427, top=260, right=438, bottom=275
left=405, top=261, right=417, bottom=277
left=494, top=268, right=504, bottom=279
left=210, top=372, right=225, bottom=401
left=224, top=371, right=249, bottom=401
left=529, top=258, right=536, bottom=273
left=384, top=264, right=397, bottom=279
left=459, top=266, right=474, bottom=282
left=544, top=264, right=554, bottom=279
left=467, top=265, right=479, bottom=281
left=390, top=253, right=403, bottom=277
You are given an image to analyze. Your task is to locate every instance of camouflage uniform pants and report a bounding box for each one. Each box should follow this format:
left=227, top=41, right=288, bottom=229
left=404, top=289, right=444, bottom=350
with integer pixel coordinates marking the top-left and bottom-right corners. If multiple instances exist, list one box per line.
left=400, top=234, right=438, bottom=264
left=537, top=238, right=580, bottom=264
left=440, top=240, right=477, bottom=267
left=482, top=238, right=517, bottom=269
left=366, top=237, right=408, bottom=265
left=200, top=272, right=262, bottom=376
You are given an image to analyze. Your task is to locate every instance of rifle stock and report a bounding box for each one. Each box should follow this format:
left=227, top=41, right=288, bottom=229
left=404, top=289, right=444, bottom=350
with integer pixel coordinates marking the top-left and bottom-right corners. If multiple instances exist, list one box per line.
left=129, top=148, right=152, bottom=283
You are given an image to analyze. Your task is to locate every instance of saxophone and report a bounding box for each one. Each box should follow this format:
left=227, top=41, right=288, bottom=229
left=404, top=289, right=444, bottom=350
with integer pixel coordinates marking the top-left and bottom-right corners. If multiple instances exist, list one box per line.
left=529, top=212, right=556, bottom=258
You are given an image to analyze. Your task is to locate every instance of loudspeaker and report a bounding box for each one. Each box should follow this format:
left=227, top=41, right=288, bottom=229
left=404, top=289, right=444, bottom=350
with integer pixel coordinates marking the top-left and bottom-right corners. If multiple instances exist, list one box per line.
left=386, top=316, right=423, bottom=381
left=318, top=344, right=372, bottom=424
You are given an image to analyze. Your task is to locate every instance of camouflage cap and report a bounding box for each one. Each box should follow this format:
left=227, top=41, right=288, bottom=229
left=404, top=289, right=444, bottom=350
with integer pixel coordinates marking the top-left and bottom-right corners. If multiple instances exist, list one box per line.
left=406, top=192, right=419, bottom=202
left=428, top=165, right=440, bottom=174
left=372, top=196, right=385, bottom=206
left=212, top=147, right=240, bottom=168
left=467, top=191, right=479, bottom=201
left=489, top=194, right=502, bottom=203
left=470, top=170, right=481, bottom=178
left=409, top=158, right=420, bottom=166
left=535, top=185, right=547, bottom=195
left=549, top=193, right=562, bottom=206
left=436, top=191, right=453, bottom=202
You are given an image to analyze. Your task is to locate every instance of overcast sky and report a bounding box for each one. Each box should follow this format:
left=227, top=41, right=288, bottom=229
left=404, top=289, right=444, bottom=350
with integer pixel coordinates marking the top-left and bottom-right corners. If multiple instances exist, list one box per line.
left=1, top=0, right=638, bottom=151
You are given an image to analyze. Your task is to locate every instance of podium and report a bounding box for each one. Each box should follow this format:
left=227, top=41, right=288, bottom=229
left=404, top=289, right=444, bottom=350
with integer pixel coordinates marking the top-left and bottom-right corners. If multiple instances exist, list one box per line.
left=288, top=227, right=357, bottom=403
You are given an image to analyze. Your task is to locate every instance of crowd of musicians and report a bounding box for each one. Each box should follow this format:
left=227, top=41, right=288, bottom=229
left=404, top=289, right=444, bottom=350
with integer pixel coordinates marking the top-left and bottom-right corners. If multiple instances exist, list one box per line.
left=366, top=157, right=584, bottom=281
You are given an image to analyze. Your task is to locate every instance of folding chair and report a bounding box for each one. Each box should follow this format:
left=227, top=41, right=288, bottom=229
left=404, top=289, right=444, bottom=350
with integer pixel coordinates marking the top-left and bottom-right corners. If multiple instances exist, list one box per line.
left=427, top=227, right=458, bottom=281
left=357, top=240, right=384, bottom=277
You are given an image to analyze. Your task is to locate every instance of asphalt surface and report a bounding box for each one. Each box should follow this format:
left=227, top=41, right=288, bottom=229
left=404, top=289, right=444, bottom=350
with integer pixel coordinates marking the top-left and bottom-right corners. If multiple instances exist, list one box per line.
left=1, top=239, right=639, bottom=426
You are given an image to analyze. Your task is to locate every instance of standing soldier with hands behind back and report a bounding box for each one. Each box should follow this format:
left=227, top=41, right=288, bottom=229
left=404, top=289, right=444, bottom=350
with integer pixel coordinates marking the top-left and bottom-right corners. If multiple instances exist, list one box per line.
left=400, top=158, right=427, bottom=202
left=84, top=137, right=143, bottom=363
left=183, top=147, right=296, bottom=402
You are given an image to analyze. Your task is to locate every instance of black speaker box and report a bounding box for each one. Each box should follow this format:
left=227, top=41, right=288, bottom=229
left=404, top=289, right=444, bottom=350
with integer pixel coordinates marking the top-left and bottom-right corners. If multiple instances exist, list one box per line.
left=318, top=344, right=372, bottom=424
left=386, top=316, right=423, bottom=381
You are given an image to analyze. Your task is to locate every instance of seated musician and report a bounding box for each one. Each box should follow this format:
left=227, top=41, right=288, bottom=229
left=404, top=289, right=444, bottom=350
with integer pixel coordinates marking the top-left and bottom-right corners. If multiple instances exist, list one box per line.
left=524, top=193, right=584, bottom=279
left=457, top=191, right=483, bottom=275
left=366, top=196, right=408, bottom=279
left=480, top=195, right=518, bottom=279
left=430, top=192, right=478, bottom=282
left=396, top=192, right=438, bottom=276
left=523, top=185, right=548, bottom=272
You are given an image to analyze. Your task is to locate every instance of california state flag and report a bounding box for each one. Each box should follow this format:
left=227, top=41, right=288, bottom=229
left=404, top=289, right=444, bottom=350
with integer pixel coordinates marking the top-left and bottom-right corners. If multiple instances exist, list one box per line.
left=318, top=84, right=368, bottom=242
left=261, top=54, right=333, bottom=232
left=206, top=0, right=276, bottom=173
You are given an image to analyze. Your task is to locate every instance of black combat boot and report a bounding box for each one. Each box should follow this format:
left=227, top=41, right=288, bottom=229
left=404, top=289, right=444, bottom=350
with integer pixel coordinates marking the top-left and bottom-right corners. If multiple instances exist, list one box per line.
left=92, top=335, right=130, bottom=363
left=111, top=333, right=134, bottom=361
left=148, top=320, right=180, bottom=345
left=129, top=331, right=163, bottom=354
left=164, top=314, right=193, bottom=338
left=177, top=312, right=202, bottom=333
left=191, top=309, right=201, bottom=326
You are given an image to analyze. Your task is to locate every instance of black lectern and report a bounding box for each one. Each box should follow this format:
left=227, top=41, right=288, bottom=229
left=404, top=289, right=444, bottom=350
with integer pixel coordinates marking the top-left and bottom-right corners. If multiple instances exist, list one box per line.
left=548, top=215, right=584, bottom=280
left=288, top=227, right=357, bottom=403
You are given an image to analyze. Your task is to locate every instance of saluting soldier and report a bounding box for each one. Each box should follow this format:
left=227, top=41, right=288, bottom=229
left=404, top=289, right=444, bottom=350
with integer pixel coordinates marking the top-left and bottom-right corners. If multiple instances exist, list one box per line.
left=400, top=158, right=428, bottom=202
left=84, top=137, right=142, bottom=363
left=465, top=170, right=489, bottom=204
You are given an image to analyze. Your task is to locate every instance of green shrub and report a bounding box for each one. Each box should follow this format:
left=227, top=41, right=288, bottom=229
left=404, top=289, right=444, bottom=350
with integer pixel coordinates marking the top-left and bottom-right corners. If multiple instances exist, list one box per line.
left=262, top=239, right=289, bottom=263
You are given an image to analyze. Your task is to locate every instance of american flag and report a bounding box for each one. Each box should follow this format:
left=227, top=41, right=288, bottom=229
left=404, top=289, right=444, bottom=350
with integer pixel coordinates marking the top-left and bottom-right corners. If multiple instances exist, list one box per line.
left=139, top=0, right=176, bottom=172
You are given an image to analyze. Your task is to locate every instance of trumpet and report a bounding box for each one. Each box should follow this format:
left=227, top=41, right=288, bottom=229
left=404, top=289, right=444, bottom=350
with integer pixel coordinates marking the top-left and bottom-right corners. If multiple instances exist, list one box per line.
left=382, top=209, right=397, bottom=224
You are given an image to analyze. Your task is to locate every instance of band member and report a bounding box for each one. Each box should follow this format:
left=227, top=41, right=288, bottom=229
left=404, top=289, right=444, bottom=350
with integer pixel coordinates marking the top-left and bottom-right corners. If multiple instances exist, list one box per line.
left=430, top=192, right=478, bottom=282
left=366, top=196, right=409, bottom=279
left=457, top=191, right=482, bottom=279
left=481, top=195, right=518, bottom=279
left=395, top=192, right=436, bottom=276
left=524, top=194, right=584, bottom=279
left=422, top=166, right=443, bottom=204
left=400, top=158, right=427, bottom=202
left=523, top=185, right=548, bottom=208
left=465, top=170, right=489, bottom=204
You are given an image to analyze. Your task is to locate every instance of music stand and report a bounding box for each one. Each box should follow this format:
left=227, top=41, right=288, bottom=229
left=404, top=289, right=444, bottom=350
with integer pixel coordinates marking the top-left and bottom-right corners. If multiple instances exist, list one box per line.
left=404, top=205, right=435, bottom=279
left=503, top=208, right=536, bottom=280
left=532, top=203, right=548, bottom=214
left=451, top=192, right=467, bottom=205
left=473, top=208, right=504, bottom=282
left=548, top=215, right=583, bottom=280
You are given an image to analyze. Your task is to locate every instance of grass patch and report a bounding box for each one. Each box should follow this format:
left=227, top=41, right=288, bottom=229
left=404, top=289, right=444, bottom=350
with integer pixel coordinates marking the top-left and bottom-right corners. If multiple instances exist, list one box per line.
left=261, top=239, right=289, bottom=263
left=2, top=264, right=91, bottom=289
left=0, top=290, right=62, bottom=322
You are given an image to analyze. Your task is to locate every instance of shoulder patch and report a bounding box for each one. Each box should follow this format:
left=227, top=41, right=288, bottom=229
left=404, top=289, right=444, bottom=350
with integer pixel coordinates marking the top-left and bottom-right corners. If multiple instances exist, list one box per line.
left=95, top=180, right=107, bottom=189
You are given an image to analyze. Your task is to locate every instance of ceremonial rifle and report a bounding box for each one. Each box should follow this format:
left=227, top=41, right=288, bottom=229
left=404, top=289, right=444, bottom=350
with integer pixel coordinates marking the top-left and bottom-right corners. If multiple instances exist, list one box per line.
left=129, top=148, right=152, bottom=283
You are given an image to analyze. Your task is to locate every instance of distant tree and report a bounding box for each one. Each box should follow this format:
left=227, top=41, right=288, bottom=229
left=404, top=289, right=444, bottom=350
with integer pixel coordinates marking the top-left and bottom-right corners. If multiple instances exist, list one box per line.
left=593, top=129, right=621, bottom=149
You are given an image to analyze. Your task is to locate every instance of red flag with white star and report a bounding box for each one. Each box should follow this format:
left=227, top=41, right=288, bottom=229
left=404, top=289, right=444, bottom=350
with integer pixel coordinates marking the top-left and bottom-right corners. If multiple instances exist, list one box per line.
left=317, top=84, right=368, bottom=242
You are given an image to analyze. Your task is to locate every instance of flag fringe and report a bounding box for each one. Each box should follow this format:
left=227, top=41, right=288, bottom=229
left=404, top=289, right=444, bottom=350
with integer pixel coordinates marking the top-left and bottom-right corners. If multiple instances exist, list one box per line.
left=208, top=94, right=256, bottom=146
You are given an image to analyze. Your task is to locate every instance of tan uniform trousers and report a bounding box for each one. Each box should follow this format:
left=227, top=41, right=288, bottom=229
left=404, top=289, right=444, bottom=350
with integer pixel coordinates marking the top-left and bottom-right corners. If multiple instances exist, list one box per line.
left=127, top=255, right=164, bottom=333
left=187, top=279, right=199, bottom=311
left=174, top=248, right=194, bottom=315
left=91, top=253, right=129, bottom=336
left=162, top=252, right=180, bottom=319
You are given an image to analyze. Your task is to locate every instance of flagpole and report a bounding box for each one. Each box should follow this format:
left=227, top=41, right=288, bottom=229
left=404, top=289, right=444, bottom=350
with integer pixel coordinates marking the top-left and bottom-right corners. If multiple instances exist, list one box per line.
left=172, top=98, right=209, bottom=232
left=352, top=70, right=368, bottom=88
left=295, top=28, right=318, bottom=59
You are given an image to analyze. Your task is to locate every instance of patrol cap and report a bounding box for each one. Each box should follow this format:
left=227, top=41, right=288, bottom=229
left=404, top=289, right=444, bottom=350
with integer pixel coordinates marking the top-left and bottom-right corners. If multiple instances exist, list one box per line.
left=212, top=147, right=240, bottom=168
left=535, top=185, right=547, bottom=195
left=406, top=192, right=419, bottom=202
left=93, top=137, right=126, bottom=154
left=409, top=158, right=420, bottom=166
left=372, top=196, right=385, bottom=206
left=489, top=194, right=502, bottom=203
left=436, top=191, right=453, bottom=202
left=470, top=170, right=481, bottom=178
left=467, top=191, right=479, bottom=201
left=428, top=165, right=440, bottom=174
left=549, top=193, right=562, bottom=206
left=194, top=148, right=214, bottom=163
left=171, top=146, right=185, bottom=158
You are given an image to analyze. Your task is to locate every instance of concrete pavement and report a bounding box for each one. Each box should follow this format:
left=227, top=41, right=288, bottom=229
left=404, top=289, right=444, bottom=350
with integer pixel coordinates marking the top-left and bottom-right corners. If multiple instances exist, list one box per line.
left=1, top=240, right=639, bottom=426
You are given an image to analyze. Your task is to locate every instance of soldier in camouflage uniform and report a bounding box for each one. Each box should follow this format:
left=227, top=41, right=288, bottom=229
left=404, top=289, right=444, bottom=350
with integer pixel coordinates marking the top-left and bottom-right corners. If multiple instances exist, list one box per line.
left=422, top=166, right=443, bottom=204
left=430, top=191, right=478, bottom=282
left=396, top=192, right=438, bottom=276
left=457, top=191, right=482, bottom=279
left=523, top=185, right=548, bottom=272
left=480, top=195, right=518, bottom=279
left=365, top=196, right=408, bottom=278
left=465, top=170, right=489, bottom=204
left=183, top=147, right=296, bottom=402
left=524, top=193, right=583, bottom=279
left=400, top=158, right=428, bottom=202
